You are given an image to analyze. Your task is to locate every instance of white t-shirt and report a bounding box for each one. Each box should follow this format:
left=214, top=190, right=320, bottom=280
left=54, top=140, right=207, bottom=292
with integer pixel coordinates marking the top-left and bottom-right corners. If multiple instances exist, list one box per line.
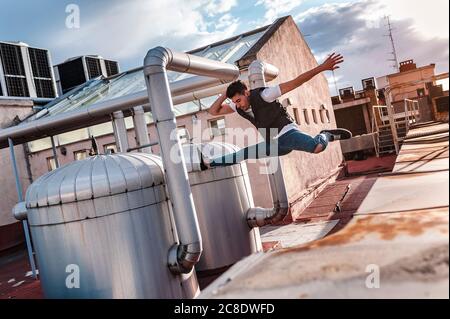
left=227, top=85, right=299, bottom=139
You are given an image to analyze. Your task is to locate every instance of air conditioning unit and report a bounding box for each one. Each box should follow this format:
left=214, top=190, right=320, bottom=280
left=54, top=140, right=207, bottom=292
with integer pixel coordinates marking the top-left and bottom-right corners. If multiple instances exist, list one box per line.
left=0, top=41, right=57, bottom=98
left=53, top=55, right=120, bottom=95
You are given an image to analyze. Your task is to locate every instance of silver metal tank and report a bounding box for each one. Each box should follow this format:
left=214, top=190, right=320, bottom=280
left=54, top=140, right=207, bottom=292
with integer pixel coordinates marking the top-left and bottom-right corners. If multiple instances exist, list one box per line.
left=18, top=153, right=199, bottom=299
left=182, top=142, right=262, bottom=273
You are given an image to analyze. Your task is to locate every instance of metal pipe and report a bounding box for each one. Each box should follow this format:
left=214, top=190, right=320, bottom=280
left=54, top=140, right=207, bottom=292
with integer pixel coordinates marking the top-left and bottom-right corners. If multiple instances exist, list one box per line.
left=50, top=136, right=60, bottom=168
left=244, top=60, right=290, bottom=228
left=172, top=69, right=279, bottom=105
left=132, top=106, right=152, bottom=153
left=143, top=46, right=239, bottom=274
left=0, top=74, right=242, bottom=148
left=111, top=111, right=130, bottom=153
left=385, top=92, right=399, bottom=154
left=8, top=138, right=37, bottom=279
left=126, top=141, right=159, bottom=152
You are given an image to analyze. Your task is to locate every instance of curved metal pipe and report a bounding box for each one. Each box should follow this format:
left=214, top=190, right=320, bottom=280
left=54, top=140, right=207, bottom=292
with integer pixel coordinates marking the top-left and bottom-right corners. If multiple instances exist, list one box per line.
left=245, top=60, right=290, bottom=228
left=144, top=47, right=239, bottom=274
left=172, top=69, right=279, bottom=105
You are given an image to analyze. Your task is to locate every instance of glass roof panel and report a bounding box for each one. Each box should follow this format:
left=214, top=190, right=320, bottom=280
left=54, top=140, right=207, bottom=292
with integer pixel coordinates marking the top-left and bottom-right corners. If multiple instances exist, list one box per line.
left=24, top=28, right=267, bottom=124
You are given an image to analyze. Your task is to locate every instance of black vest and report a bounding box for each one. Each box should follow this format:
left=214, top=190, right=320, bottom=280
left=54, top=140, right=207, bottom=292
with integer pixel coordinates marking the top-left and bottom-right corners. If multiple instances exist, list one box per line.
left=236, top=88, right=294, bottom=140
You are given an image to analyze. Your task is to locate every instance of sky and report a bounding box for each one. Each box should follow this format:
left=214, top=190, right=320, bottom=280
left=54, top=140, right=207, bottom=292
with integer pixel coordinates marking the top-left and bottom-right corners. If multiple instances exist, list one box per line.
left=0, top=0, right=448, bottom=93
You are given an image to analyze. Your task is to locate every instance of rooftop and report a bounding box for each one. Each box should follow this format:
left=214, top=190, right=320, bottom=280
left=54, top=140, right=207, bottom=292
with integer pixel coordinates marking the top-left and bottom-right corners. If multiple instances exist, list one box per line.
left=199, top=122, right=449, bottom=299
left=2, top=122, right=447, bottom=299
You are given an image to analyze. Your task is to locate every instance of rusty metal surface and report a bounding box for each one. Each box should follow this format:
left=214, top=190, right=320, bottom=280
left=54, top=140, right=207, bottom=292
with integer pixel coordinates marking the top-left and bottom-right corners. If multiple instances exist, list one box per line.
left=200, top=122, right=449, bottom=299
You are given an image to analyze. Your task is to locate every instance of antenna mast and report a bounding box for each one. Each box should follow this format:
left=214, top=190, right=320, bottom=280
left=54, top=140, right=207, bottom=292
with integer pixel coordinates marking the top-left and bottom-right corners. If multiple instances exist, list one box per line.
left=384, top=15, right=400, bottom=72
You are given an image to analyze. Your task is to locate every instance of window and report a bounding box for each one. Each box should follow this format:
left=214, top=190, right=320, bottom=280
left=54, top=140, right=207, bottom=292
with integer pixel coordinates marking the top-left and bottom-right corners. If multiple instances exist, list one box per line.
left=103, top=143, right=117, bottom=154
left=293, top=108, right=301, bottom=125
left=209, top=118, right=226, bottom=138
left=177, top=126, right=190, bottom=144
left=303, top=109, right=310, bottom=125
left=319, top=105, right=329, bottom=124
left=47, top=157, right=57, bottom=172
left=325, top=109, right=331, bottom=123
left=74, top=150, right=88, bottom=161
left=311, top=109, right=318, bottom=124
left=417, top=88, right=426, bottom=97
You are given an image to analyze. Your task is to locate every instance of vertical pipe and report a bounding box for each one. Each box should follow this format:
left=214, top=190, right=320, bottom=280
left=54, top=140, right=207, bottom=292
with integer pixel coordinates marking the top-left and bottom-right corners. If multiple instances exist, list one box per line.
left=50, top=136, right=60, bottom=168
left=22, top=143, right=34, bottom=184
left=112, top=111, right=130, bottom=152
left=132, top=106, right=152, bottom=153
left=144, top=48, right=203, bottom=274
left=386, top=91, right=399, bottom=154
left=8, top=138, right=37, bottom=279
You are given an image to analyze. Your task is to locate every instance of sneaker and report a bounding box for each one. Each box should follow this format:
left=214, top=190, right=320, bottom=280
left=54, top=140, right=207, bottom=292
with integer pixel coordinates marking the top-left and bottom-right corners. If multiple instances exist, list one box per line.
left=320, top=128, right=352, bottom=141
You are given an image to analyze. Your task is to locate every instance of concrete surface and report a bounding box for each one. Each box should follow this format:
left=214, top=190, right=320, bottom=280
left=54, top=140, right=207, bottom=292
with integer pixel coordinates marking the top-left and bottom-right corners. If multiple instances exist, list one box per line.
left=200, top=122, right=449, bottom=299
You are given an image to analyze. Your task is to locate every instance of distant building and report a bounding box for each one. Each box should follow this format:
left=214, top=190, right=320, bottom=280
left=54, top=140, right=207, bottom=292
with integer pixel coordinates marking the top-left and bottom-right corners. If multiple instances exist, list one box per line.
left=53, top=55, right=120, bottom=95
left=331, top=60, right=449, bottom=159
left=331, top=77, right=379, bottom=137
left=376, top=59, right=448, bottom=122
left=0, top=41, right=57, bottom=99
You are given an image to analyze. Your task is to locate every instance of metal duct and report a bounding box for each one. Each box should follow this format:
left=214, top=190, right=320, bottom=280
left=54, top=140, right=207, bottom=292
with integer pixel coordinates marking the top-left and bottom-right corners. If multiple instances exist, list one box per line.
left=131, top=106, right=152, bottom=153
left=172, top=68, right=279, bottom=105
left=143, top=47, right=239, bottom=274
left=245, top=60, right=290, bottom=228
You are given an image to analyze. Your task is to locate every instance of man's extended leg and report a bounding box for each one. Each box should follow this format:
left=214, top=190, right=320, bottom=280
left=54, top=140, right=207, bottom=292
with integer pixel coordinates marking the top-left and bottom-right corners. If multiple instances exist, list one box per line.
left=204, top=140, right=290, bottom=168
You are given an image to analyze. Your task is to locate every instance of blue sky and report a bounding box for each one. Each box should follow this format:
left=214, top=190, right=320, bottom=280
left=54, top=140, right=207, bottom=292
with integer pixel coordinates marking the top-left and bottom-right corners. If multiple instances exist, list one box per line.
left=1, top=0, right=448, bottom=91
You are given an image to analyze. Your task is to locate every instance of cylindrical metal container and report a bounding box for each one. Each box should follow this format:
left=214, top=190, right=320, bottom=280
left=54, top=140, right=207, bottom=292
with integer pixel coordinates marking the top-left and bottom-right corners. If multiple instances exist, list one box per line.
left=21, top=153, right=199, bottom=299
left=182, top=142, right=262, bottom=273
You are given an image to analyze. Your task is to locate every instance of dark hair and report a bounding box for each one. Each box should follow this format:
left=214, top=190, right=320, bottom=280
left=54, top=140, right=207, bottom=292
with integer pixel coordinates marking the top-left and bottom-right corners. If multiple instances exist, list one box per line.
left=226, top=80, right=248, bottom=99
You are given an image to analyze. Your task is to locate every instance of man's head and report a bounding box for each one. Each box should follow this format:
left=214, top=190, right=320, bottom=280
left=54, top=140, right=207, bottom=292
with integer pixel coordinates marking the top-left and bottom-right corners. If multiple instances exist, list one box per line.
left=226, top=80, right=250, bottom=110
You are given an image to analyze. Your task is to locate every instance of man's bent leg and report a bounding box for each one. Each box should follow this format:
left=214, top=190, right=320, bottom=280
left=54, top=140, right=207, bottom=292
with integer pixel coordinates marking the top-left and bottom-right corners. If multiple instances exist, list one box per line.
left=278, top=130, right=329, bottom=154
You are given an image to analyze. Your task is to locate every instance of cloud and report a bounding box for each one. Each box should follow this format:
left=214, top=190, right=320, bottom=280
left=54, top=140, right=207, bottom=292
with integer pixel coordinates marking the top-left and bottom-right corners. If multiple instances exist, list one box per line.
left=294, top=0, right=449, bottom=92
left=50, top=0, right=240, bottom=68
left=256, top=0, right=304, bottom=24
left=203, top=0, right=238, bottom=17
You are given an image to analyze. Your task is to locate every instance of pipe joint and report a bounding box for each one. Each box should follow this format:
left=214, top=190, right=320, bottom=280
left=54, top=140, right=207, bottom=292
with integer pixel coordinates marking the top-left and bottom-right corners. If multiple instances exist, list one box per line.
left=168, top=242, right=203, bottom=274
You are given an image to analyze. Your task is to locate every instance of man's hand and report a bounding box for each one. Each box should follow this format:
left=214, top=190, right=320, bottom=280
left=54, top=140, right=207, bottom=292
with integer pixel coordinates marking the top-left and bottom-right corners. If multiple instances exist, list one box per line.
left=207, top=93, right=234, bottom=116
left=320, top=53, right=344, bottom=71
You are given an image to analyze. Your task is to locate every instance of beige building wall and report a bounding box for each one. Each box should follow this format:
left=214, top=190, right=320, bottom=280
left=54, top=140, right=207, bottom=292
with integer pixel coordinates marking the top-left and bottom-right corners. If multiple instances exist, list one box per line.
left=388, top=65, right=436, bottom=102
left=252, top=17, right=343, bottom=211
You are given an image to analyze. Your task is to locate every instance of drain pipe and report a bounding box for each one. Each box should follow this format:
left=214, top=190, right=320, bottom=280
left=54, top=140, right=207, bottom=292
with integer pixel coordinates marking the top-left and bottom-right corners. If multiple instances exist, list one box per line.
left=143, top=47, right=239, bottom=274
left=246, top=60, right=290, bottom=228
left=132, top=106, right=152, bottom=153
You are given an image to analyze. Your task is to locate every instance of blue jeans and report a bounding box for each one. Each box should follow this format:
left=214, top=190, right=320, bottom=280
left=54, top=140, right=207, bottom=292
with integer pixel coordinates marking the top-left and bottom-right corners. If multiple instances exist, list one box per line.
left=209, top=129, right=329, bottom=167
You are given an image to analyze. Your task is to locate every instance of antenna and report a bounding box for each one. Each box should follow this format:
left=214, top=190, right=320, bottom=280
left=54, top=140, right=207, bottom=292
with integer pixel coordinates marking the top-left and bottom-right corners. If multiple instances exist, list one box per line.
left=384, top=15, right=400, bottom=72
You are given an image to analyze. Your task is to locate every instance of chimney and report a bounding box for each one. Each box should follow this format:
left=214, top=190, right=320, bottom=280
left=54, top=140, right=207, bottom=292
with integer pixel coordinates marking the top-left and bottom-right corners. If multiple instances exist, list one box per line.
left=399, top=59, right=417, bottom=72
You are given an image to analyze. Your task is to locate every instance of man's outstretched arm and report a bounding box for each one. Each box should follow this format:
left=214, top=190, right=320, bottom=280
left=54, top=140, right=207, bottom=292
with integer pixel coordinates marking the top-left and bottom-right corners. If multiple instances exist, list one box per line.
left=279, top=53, right=344, bottom=95
left=207, top=93, right=234, bottom=116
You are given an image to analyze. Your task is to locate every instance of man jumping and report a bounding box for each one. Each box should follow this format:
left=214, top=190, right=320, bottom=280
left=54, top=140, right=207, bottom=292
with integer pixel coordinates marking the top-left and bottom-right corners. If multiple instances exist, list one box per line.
left=202, top=53, right=351, bottom=169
